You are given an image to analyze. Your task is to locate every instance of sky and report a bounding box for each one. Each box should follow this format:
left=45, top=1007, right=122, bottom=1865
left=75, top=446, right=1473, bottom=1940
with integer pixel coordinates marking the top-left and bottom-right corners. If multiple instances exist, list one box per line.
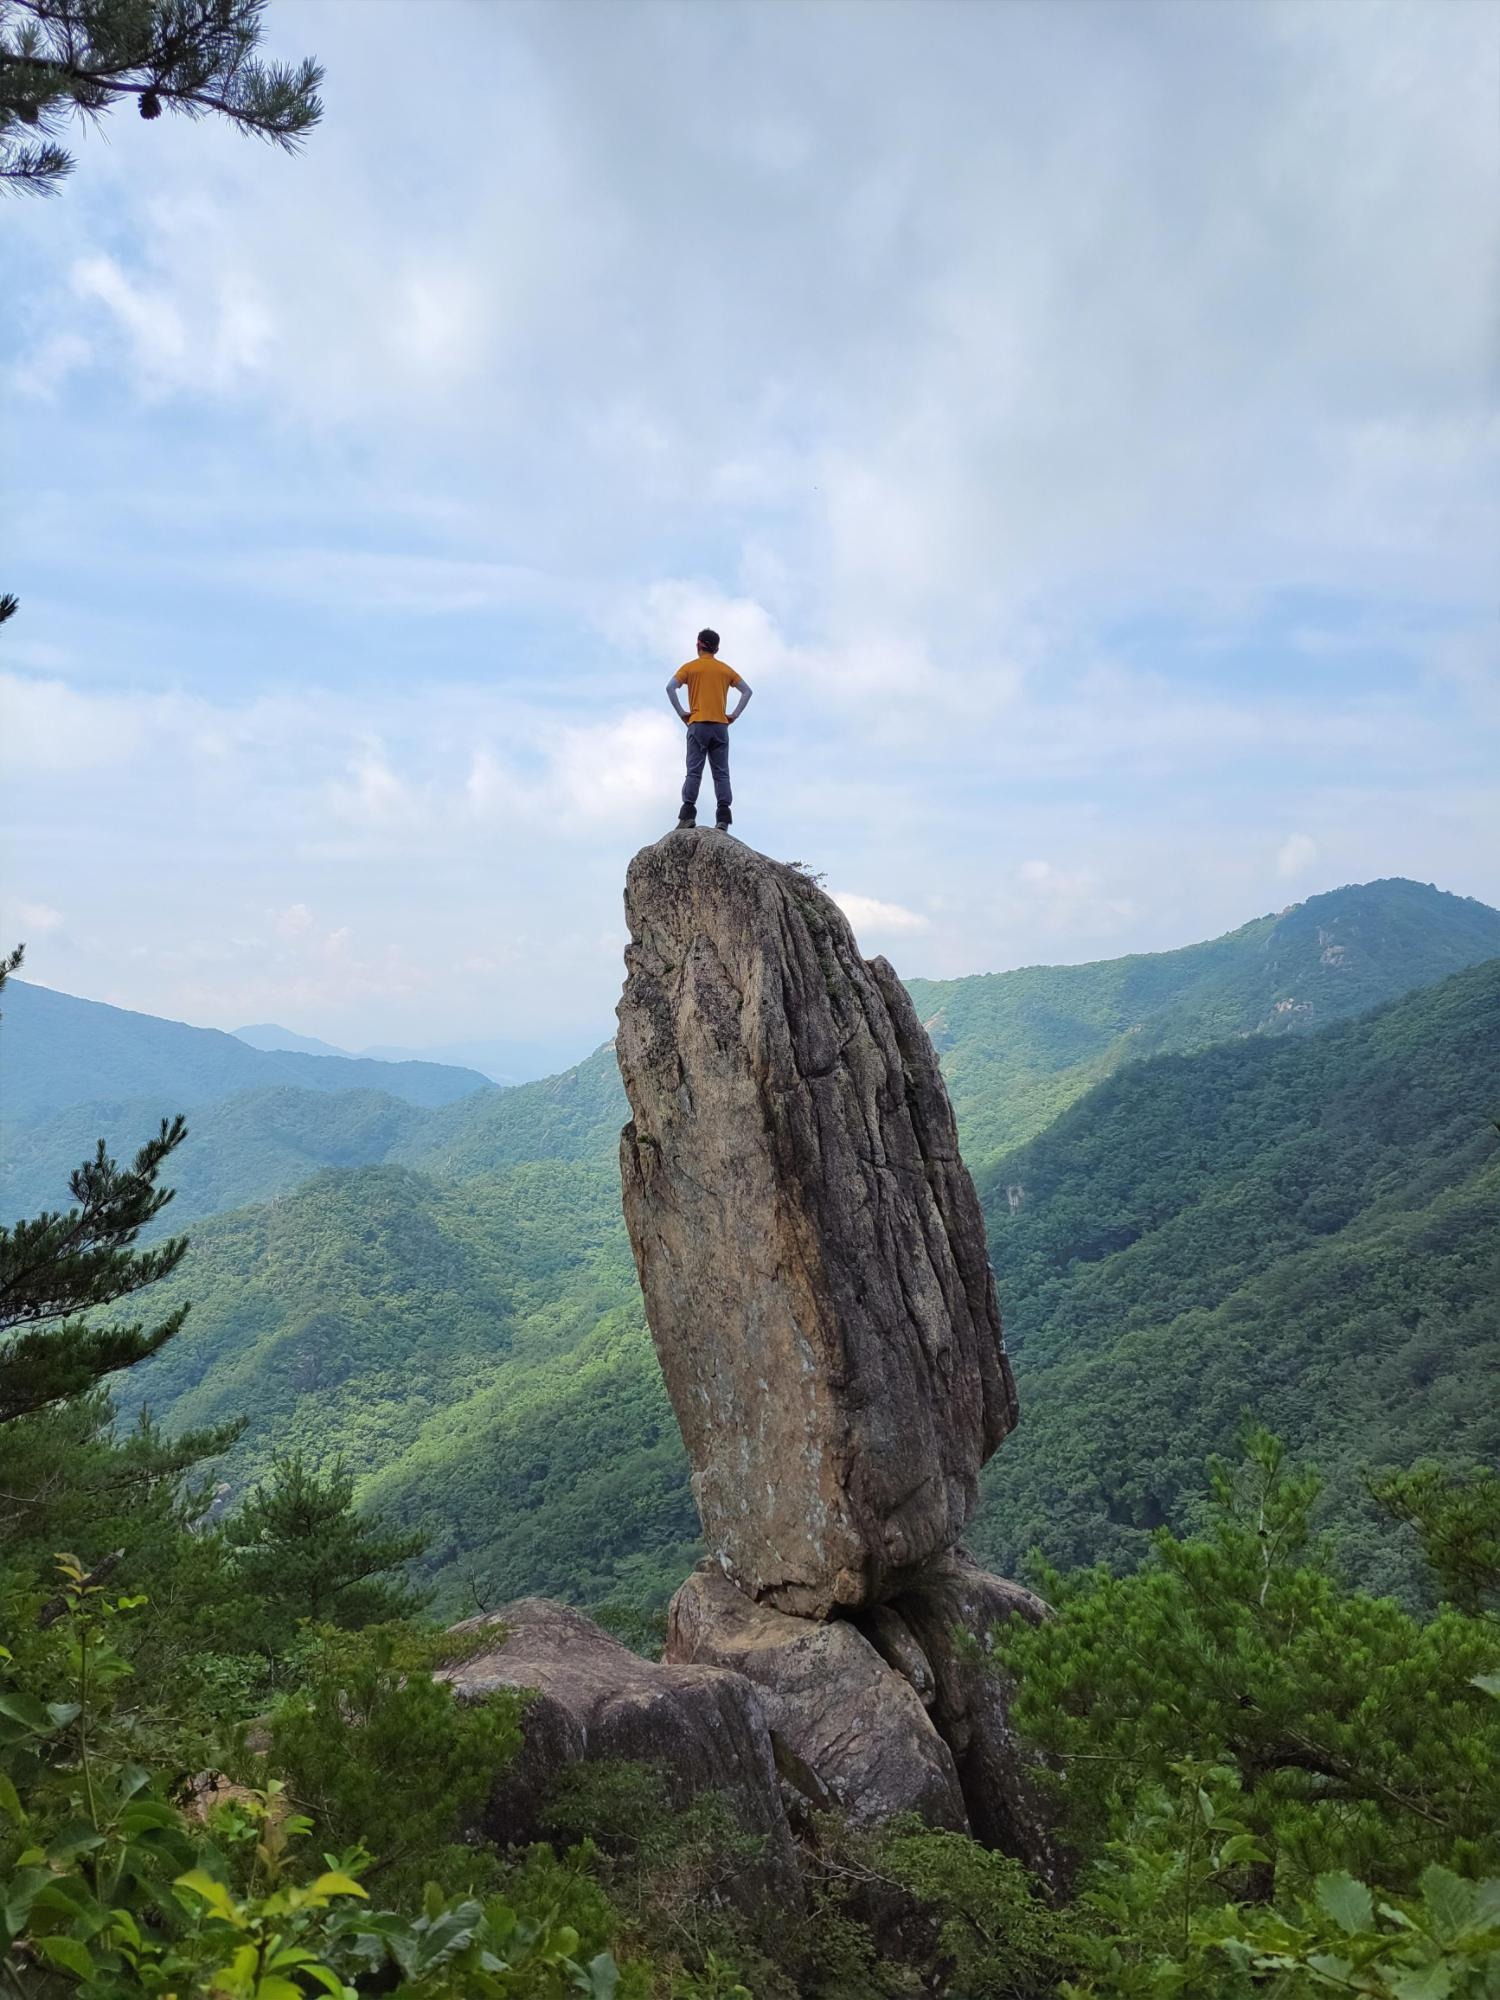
left=3, top=0, right=1497, bottom=1071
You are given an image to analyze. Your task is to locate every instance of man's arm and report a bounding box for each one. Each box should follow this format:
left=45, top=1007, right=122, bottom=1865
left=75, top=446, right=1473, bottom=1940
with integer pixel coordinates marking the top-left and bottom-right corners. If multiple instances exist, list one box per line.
left=666, top=676, right=689, bottom=725
left=728, top=678, right=753, bottom=723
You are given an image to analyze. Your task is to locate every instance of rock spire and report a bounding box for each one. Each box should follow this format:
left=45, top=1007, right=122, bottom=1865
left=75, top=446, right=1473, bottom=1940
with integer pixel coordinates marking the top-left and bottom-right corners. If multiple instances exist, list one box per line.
left=444, top=830, right=1064, bottom=1901
left=616, top=828, right=1017, bottom=1618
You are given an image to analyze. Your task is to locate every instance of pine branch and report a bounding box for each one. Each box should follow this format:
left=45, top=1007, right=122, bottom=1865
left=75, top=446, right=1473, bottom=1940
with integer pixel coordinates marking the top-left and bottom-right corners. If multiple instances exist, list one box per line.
left=0, top=134, right=71, bottom=188
left=1, top=0, right=322, bottom=193
left=0, top=1303, right=191, bottom=1422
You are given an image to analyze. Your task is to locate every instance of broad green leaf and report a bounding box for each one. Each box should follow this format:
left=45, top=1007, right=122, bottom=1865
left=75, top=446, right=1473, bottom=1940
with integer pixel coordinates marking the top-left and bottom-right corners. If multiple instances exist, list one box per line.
left=225, top=1942, right=259, bottom=1985
left=48, top=1817, right=107, bottom=1863
left=1217, top=1833, right=1270, bottom=1867
left=300, top=1965, right=350, bottom=1999
left=254, top=1976, right=304, bottom=2000
left=118, top=1798, right=180, bottom=1836
left=108, top=1907, right=143, bottom=1950
left=1470, top=1672, right=1500, bottom=1700
left=266, top=1946, right=318, bottom=1970
left=0, top=1772, right=23, bottom=1819
left=0, top=1693, right=54, bottom=1732
left=29, top=1878, right=98, bottom=1925
left=174, top=1868, right=239, bottom=1921
left=308, top=1871, right=367, bottom=1901
left=1306, top=1953, right=1357, bottom=1983
left=1316, top=1872, right=1374, bottom=1937
left=34, top=1934, right=97, bottom=1979
left=582, top=1953, right=620, bottom=1999
left=1386, top=1966, right=1453, bottom=2000
left=1420, top=1866, right=1476, bottom=1945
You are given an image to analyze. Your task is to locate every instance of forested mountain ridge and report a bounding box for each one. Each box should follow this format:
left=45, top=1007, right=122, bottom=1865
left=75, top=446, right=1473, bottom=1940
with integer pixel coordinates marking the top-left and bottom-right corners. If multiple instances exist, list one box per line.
left=8, top=879, right=1494, bottom=1225
left=109, top=956, right=1500, bottom=1614
left=906, top=876, right=1500, bottom=1162
left=0, top=1044, right=625, bottom=1227
left=969, top=956, right=1500, bottom=1599
left=391, top=1041, right=628, bottom=1177
left=1, top=979, right=494, bottom=1131
left=1, top=1084, right=427, bottom=1224
left=111, top=1157, right=643, bottom=1496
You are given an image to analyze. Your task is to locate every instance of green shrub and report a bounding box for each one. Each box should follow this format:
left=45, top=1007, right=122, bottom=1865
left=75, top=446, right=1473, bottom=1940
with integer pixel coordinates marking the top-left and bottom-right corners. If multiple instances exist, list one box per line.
left=0, top=1558, right=622, bottom=1999
left=257, top=1622, right=521, bottom=1903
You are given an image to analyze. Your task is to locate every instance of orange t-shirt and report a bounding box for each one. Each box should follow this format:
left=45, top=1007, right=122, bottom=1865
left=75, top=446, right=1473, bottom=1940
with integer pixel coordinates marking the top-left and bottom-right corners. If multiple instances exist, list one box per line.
left=674, top=656, right=742, bottom=725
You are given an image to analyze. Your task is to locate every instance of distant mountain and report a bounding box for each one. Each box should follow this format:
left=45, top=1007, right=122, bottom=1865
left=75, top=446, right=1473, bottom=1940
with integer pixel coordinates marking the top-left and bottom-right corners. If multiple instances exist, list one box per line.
left=115, top=960, right=1500, bottom=1614
left=906, top=878, right=1500, bottom=1165
left=0, top=1043, right=625, bottom=1226
left=1, top=1086, right=427, bottom=1225
left=390, top=1043, right=628, bottom=1177
left=968, top=956, right=1500, bottom=1600
left=233, top=1022, right=353, bottom=1059
left=360, top=1033, right=606, bottom=1088
left=0, top=981, right=495, bottom=1135
left=20, top=876, right=1499, bottom=1611
left=11, top=879, right=1494, bottom=1211
left=232, top=1022, right=604, bottom=1085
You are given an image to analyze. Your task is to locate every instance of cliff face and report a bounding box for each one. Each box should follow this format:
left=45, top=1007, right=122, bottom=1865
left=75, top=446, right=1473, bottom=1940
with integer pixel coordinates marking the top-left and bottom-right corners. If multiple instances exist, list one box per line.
left=616, top=829, right=1017, bottom=1618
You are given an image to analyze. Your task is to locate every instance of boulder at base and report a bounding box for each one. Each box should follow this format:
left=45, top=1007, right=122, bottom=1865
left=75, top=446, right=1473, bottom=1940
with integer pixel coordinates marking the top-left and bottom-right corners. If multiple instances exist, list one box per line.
left=617, top=830, right=1017, bottom=1617
left=441, top=1598, right=802, bottom=1913
left=880, top=1551, right=1072, bottom=1894
left=668, top=1561, right=968, bottom=1832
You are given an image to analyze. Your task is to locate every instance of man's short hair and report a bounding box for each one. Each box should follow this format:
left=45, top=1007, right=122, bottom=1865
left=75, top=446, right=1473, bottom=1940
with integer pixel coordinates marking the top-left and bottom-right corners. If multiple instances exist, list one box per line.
left=697, top=627, right=720, bottom=652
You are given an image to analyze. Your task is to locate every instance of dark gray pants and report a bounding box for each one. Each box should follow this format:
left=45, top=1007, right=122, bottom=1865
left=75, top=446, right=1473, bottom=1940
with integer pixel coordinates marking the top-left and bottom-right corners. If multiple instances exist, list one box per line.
left=682, top=721, right=731, bottom=820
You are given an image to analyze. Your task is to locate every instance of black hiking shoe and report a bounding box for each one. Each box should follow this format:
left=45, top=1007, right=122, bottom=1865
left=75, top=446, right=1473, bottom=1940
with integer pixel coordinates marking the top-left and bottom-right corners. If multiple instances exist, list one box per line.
left=715, top=817, right=732, bottom=832
left=676, top=809, right=696, bottom=829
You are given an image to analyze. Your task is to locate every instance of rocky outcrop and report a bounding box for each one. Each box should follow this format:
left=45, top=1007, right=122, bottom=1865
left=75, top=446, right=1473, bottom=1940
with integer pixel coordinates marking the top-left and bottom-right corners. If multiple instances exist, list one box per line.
left=669, top=1561, right=967, bottom=1831
left=881, top=1550, right=1070, bottom=1891
left=441, top=1598, right=802, bottom=1913
left=441, top=835, right=1057, bottom=1905
left=617, top=830, right=1016, bottom=1617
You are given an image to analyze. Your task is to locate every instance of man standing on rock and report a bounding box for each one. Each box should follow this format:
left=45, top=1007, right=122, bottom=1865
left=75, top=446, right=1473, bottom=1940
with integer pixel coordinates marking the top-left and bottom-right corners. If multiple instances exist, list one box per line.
left=667, top=628, right=753, bottom=832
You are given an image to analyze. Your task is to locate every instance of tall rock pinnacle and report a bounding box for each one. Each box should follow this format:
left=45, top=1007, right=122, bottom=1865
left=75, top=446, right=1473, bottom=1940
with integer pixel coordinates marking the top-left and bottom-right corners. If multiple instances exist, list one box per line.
left=616, top=829, right=1017, bottom=1617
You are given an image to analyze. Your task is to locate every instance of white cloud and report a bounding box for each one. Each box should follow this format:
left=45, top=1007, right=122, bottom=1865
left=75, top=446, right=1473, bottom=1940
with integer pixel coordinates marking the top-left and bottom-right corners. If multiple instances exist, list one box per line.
left=72, top=255, right=188, bottom=385
left=13, top=900, right=64, bottom=933
left=328, top=740, right=420, bottom=827
left=548, top=710, right=682, bottom=827
left=833, top=893, right=930, bottom=938
left=1276, top=833, right=1320, bottom=880
left=3, top=0, right=1496, bottom=1043
left=10, top=331, right=93, bottom=400
left=0, top=674, right=152, bottom=772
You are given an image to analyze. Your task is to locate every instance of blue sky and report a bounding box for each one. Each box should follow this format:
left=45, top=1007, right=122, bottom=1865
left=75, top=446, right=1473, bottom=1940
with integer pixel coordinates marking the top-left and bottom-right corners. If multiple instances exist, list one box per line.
left=3, top=0, right=1497, bottom=1065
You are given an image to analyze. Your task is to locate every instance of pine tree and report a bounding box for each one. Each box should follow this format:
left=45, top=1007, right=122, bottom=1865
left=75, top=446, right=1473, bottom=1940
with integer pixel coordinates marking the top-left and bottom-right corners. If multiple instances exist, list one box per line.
left=0, top=0, right=322, bottom=195
left=1369, top=1461, right=1500, bottom=1620
left=0, top=947, right=195, bottom=1425
left=0, top=1118, right=194, bottom=1424
left=225, top=1452, right=426, bottom=1632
